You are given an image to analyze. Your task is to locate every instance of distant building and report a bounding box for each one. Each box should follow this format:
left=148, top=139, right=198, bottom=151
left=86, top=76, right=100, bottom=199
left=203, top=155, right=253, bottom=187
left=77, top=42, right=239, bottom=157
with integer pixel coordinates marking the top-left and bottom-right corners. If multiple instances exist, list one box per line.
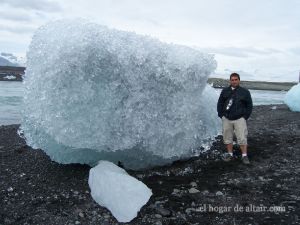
left=0, top=66, right=25, bottom=81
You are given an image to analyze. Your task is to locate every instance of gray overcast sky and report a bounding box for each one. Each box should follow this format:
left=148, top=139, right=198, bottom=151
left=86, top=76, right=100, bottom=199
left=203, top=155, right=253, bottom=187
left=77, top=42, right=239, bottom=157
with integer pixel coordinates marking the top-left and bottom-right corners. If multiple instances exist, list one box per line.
left=0, top=0, right=300, bottom=81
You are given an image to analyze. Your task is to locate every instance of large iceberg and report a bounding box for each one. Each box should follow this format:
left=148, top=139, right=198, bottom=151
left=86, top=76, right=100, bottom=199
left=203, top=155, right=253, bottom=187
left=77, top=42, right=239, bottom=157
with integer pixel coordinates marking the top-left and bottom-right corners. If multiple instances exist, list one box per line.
left=20, top=19, right=221, bottom=169
left=284, top=83, right=300, bottom=112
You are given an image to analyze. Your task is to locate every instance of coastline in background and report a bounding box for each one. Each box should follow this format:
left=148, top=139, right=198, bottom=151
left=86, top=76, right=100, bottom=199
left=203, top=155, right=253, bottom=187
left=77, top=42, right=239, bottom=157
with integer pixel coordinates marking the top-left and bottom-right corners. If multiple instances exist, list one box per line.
left=208, top=77, right=297, bottom=91
left=0, top=66, right=297, bottom=91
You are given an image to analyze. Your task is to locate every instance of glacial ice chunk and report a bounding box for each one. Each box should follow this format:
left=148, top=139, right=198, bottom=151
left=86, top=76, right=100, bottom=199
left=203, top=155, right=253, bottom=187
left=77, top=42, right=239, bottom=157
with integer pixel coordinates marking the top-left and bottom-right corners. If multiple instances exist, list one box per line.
left=88, top=161, right=152, bottom=222
left=20, top=19, right=221, bottom=169
left=284, top=83, right=300, bottom=112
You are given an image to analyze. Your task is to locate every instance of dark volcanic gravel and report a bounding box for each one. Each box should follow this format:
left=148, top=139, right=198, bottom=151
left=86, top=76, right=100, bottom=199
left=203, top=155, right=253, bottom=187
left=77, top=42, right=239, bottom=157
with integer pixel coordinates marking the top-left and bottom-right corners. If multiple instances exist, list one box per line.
left=1, top=105, right=300, bottom=225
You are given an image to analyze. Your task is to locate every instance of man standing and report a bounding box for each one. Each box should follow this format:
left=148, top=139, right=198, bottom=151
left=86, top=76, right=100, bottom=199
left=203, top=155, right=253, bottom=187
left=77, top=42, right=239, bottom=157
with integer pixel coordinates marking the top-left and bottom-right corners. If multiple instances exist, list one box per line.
left=217, top=73, right=253, bottom=164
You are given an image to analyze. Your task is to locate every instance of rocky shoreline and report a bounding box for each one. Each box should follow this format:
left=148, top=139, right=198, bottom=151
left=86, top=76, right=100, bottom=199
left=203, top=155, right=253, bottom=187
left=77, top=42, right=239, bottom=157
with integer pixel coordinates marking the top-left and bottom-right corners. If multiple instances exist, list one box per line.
left=0, top=66, right=24, bottom=82
left=1, top=105, right=299, bottom=225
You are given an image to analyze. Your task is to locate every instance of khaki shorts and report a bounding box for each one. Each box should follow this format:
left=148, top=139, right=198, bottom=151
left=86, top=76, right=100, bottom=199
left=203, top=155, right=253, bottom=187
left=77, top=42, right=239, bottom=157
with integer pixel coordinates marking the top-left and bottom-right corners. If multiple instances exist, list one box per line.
left=222, top=116, right=248, bottom=145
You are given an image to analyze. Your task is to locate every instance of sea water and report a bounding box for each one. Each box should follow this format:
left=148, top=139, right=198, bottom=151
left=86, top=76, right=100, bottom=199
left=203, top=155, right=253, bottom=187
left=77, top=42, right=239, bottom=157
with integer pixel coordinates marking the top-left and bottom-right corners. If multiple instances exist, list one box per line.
left=214, top=88, right=287, bottom=105
left=0, top=81, right=23, bottom=125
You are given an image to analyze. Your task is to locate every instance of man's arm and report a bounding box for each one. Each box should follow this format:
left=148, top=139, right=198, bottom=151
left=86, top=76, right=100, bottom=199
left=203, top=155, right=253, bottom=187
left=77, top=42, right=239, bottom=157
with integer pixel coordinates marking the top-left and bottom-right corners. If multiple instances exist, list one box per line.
left=243, top=90, right=253, bottom=120
left=217, top=89, right=225, bottom=118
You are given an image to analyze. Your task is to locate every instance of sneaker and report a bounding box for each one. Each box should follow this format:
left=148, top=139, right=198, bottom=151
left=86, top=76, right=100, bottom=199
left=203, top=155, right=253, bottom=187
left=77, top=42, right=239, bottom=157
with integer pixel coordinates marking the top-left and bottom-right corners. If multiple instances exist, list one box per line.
left=242, top=156, right=250, bottom=164
left=223, top=153, right=234, bottom=162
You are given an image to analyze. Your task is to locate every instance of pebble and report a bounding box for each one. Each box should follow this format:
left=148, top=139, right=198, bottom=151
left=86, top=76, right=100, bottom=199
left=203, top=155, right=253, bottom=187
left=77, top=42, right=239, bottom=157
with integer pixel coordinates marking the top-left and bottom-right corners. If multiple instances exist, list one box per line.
left=202, top=190, right=209, bottom=195
left=100, top=221, right=110, bottom=225
left=190, top=182, right=197, bottom=187
left=216, top=191, right=224, bottom=196
left=156, top=207, right=171, bottom=217
left=136, top=174, right=144, bottom=179
left=155, top=214, right=162, bottom=218
left=103, top=214, right=110, bottom=219
left=154, top=200, right=166, bottom=206
left=7, top=187, right=13, bottom=192
left=156, top=207, right=171, bottom=216
left=290, top=194, right=298, bottom=200
left=188, top=188, right=200, bottom=194
left=185, top=208, right=195, bottom=214
left=172, top=188, right=180, bottom=194
left=79, top=212, right=84, bottom=218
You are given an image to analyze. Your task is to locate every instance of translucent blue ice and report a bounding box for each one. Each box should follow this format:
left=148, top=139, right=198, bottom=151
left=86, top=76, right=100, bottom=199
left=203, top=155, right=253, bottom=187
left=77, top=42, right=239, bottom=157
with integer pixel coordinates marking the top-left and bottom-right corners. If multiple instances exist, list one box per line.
left=284, top=83, right=300, bottom=112
left=89, top=160, right=152, bottom=222
left=20, top=19, right=221, bottom=169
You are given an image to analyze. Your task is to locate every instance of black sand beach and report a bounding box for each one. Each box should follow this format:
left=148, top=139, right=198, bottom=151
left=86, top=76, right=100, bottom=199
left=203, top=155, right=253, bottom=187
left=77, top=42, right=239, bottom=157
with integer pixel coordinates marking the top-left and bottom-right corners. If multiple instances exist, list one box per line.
left=1, top=104, right=299, bottom=225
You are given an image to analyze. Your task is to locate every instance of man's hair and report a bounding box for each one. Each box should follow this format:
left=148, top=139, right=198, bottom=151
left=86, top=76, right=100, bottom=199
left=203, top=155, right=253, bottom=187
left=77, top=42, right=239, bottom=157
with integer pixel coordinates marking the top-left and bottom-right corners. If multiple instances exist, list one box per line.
left=230, top=73, right=240, bottom=80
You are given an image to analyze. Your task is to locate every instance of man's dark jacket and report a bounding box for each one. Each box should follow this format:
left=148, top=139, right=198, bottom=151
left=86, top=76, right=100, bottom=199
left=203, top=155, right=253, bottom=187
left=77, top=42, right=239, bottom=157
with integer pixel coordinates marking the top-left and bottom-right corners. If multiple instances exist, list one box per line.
left=217, top=86, right=253, bottom=120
